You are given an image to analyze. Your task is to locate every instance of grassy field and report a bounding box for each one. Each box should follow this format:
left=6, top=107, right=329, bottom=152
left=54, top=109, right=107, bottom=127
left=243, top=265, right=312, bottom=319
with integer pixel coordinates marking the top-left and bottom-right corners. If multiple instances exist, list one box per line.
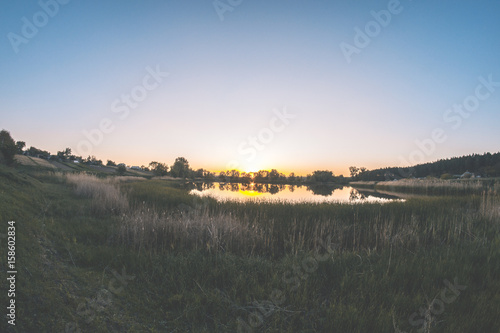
left=1, top=165, right=499, bottom=332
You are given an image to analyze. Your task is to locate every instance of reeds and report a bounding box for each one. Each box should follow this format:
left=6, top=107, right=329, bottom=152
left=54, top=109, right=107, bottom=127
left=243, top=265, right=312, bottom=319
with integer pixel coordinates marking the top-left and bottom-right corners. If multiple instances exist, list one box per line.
left=376, top=178, right=487, bottom=195
left=66, top=173, right=129, bottom=215
left=118, top=206, right=265, bottom=256
left=117, top=179, right=500, bottom=257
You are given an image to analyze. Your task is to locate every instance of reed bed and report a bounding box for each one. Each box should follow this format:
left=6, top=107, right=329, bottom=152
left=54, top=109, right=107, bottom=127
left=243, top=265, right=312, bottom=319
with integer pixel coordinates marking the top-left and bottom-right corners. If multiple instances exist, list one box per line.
left=376, top=178, right=488, bottom=195
left=118, top=206, right=265, bottom=256
left=118, top=179, right=500, bottom=257
left=65, top=173, right=129, bottom=215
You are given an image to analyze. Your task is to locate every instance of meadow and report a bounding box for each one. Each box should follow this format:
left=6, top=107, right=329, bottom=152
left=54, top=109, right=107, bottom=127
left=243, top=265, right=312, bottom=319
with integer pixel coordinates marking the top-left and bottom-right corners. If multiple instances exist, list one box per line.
left=1, top=165, right=499, bottom=332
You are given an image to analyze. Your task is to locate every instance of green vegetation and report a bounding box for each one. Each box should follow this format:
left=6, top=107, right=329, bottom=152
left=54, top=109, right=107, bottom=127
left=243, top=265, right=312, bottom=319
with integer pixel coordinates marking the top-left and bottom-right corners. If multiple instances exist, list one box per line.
left=1, top=163, right=499, bottom=332
left=354, top=152, right=500, bottom=181
left=0, top=130, right=17, bottom=165
left=352, top=178, right=499, bottom=196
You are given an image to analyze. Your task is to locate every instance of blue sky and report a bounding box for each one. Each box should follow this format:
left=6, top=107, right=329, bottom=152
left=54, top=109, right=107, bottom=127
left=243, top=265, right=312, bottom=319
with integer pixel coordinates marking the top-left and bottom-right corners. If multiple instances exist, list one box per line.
left=1, top=0, right=499, bottom=175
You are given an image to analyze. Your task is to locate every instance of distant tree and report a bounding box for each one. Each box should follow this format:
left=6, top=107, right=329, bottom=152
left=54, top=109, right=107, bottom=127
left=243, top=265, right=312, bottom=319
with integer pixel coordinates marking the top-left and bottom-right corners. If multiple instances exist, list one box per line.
left=255, top=170, right=269, bottom=182
left=268, top=169, right=281, bottom=182
left=194, top=168, right=205, bottom=179
left=56, top=148, right=71, bottom=161
left=116, top=164, right=126, bottom=175
left=107, top=160, right=116, bottom=166
left=288, top=172, right=296, bottom=182
left=203, top=170, right=215, bottom=180
left=310, top=170, right=335, bottom=183
left=56, top=151, right=65, bottom=161
left=240, top=172, right=252, bottom=183
left=0, top=130, right=17, bottom=165
left=170, top=157, right=190, bottom=178
left=349, top=166, right=360, bottom=178
left=16, top=141, right=26, bottom=154
left=228, top=169, right=240, bottom=180
left=149, top=161, right=168, bottom=176
left=84, top=155, right=102, bottom=165
left=27, top=146, right=50, bottom=159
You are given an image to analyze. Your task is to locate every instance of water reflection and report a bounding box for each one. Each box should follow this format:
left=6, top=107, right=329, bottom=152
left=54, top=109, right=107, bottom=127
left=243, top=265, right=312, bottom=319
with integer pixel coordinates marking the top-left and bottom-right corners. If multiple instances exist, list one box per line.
left=187, top=182, right=404, bottom=203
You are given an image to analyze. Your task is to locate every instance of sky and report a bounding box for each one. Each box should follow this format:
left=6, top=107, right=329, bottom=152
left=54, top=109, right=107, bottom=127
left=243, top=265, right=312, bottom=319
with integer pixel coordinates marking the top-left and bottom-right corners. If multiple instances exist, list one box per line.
left=1, top=0, right=499, bottom=176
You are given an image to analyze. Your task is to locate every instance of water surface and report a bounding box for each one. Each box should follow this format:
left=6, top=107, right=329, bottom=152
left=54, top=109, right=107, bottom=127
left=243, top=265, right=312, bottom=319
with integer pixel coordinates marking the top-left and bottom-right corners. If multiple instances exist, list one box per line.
left=189, top=182, right=403, bottom=204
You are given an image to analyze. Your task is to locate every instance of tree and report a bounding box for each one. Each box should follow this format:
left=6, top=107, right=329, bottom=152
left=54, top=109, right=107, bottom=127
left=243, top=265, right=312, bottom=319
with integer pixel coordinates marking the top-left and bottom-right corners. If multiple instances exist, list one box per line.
left=84, top=155, right=102, bottom=165
left=116, top=164, right=126, bottom=175
left=268, top=169, right=280, bottom=182
left=64, top=148, right=72, bottom=157
left=16, top=141, right=25, bottom=154
left=195, top=168, right=205, bottom=179
left=107, top=160, right=116, bottom=166
left=0, top=130, right=17, bottom=165
left=310, top=170, right=335, bottom=183
left=170, top=157, right=190, bottom=178
left=56, top=148, right=71, bottom=161
left=228, top=169, right=240, bottom=179
left=149, top=161, right=168, bottom=176
left=27, top=146, right=50, bottom=159
left=349, top=166, right=360, bottom=178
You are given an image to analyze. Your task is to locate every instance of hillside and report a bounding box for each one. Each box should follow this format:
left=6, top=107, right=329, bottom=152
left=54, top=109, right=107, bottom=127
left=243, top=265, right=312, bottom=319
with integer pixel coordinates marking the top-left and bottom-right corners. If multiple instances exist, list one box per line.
left=356, top=152, right=500, bottom=181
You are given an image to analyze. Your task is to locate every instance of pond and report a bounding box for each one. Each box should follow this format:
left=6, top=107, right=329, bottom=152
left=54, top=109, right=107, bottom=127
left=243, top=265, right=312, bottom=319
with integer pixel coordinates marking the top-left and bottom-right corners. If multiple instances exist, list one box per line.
left=188, top=182, right=404, bottom=204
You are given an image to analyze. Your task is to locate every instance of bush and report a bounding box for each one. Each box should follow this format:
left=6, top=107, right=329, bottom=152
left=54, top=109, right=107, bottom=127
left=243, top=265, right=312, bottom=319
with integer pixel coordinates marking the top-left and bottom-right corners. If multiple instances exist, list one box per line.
left=0, top=130, right=17, bottom=165
left=117, top=164, right=126, bottom=175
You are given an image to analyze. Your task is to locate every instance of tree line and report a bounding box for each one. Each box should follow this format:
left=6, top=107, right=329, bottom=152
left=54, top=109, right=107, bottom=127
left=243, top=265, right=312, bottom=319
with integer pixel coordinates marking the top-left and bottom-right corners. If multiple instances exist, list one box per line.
left=350, top=152, right=500, bottom=181
left=2, top=129, right=499, bottom=182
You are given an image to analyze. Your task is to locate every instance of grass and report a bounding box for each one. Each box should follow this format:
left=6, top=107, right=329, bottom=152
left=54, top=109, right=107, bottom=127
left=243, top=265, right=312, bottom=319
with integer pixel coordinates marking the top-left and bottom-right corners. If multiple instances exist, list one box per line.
left=65, top=173, right=129, bottom=215
left=1, top=165, right=499, bottom=332
left=355, top=178, right=499, bottom=196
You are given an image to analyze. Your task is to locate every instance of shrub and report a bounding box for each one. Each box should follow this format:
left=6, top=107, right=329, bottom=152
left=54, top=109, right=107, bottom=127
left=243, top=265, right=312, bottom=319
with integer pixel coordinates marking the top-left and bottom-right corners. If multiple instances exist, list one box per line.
left=0, top=129, right=17, bottom=165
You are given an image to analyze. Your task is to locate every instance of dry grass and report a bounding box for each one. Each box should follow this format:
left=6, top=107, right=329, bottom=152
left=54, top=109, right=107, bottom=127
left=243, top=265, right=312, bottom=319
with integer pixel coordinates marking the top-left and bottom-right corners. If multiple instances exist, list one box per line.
left=376, top=178, right=486, bottom=195
left=480, top=191, right=500, bottom=221
left=116, top=192, right=500, bottom=257
left=118, top=207, right=264, bottom=255
left=66, top=173, right=129, bottom=215
left=15, top=154, right=56, bottom=169
left=112, top=176, right=147, bottom=183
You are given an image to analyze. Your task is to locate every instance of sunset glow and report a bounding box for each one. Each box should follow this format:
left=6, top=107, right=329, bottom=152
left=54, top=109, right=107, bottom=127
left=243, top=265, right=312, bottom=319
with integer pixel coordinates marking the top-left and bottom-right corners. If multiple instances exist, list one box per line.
left=1, top=1, right=499, bottom=175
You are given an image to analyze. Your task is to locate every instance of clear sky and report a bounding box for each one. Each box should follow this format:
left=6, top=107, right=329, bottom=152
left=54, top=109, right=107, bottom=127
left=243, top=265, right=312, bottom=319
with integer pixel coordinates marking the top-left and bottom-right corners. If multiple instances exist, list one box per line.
left=1, top=0, right=499, bottom=176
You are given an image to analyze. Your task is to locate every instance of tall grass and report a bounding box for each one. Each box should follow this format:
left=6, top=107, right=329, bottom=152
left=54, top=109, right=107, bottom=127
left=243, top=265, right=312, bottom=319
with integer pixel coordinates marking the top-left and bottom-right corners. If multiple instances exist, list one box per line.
left=118, top=206, right=265, bottom=256
left=66, top=173, right=129, bottom=215
left=375, top=178, right=489, bottom=195
left=117, top=180, right=500, bottom=258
